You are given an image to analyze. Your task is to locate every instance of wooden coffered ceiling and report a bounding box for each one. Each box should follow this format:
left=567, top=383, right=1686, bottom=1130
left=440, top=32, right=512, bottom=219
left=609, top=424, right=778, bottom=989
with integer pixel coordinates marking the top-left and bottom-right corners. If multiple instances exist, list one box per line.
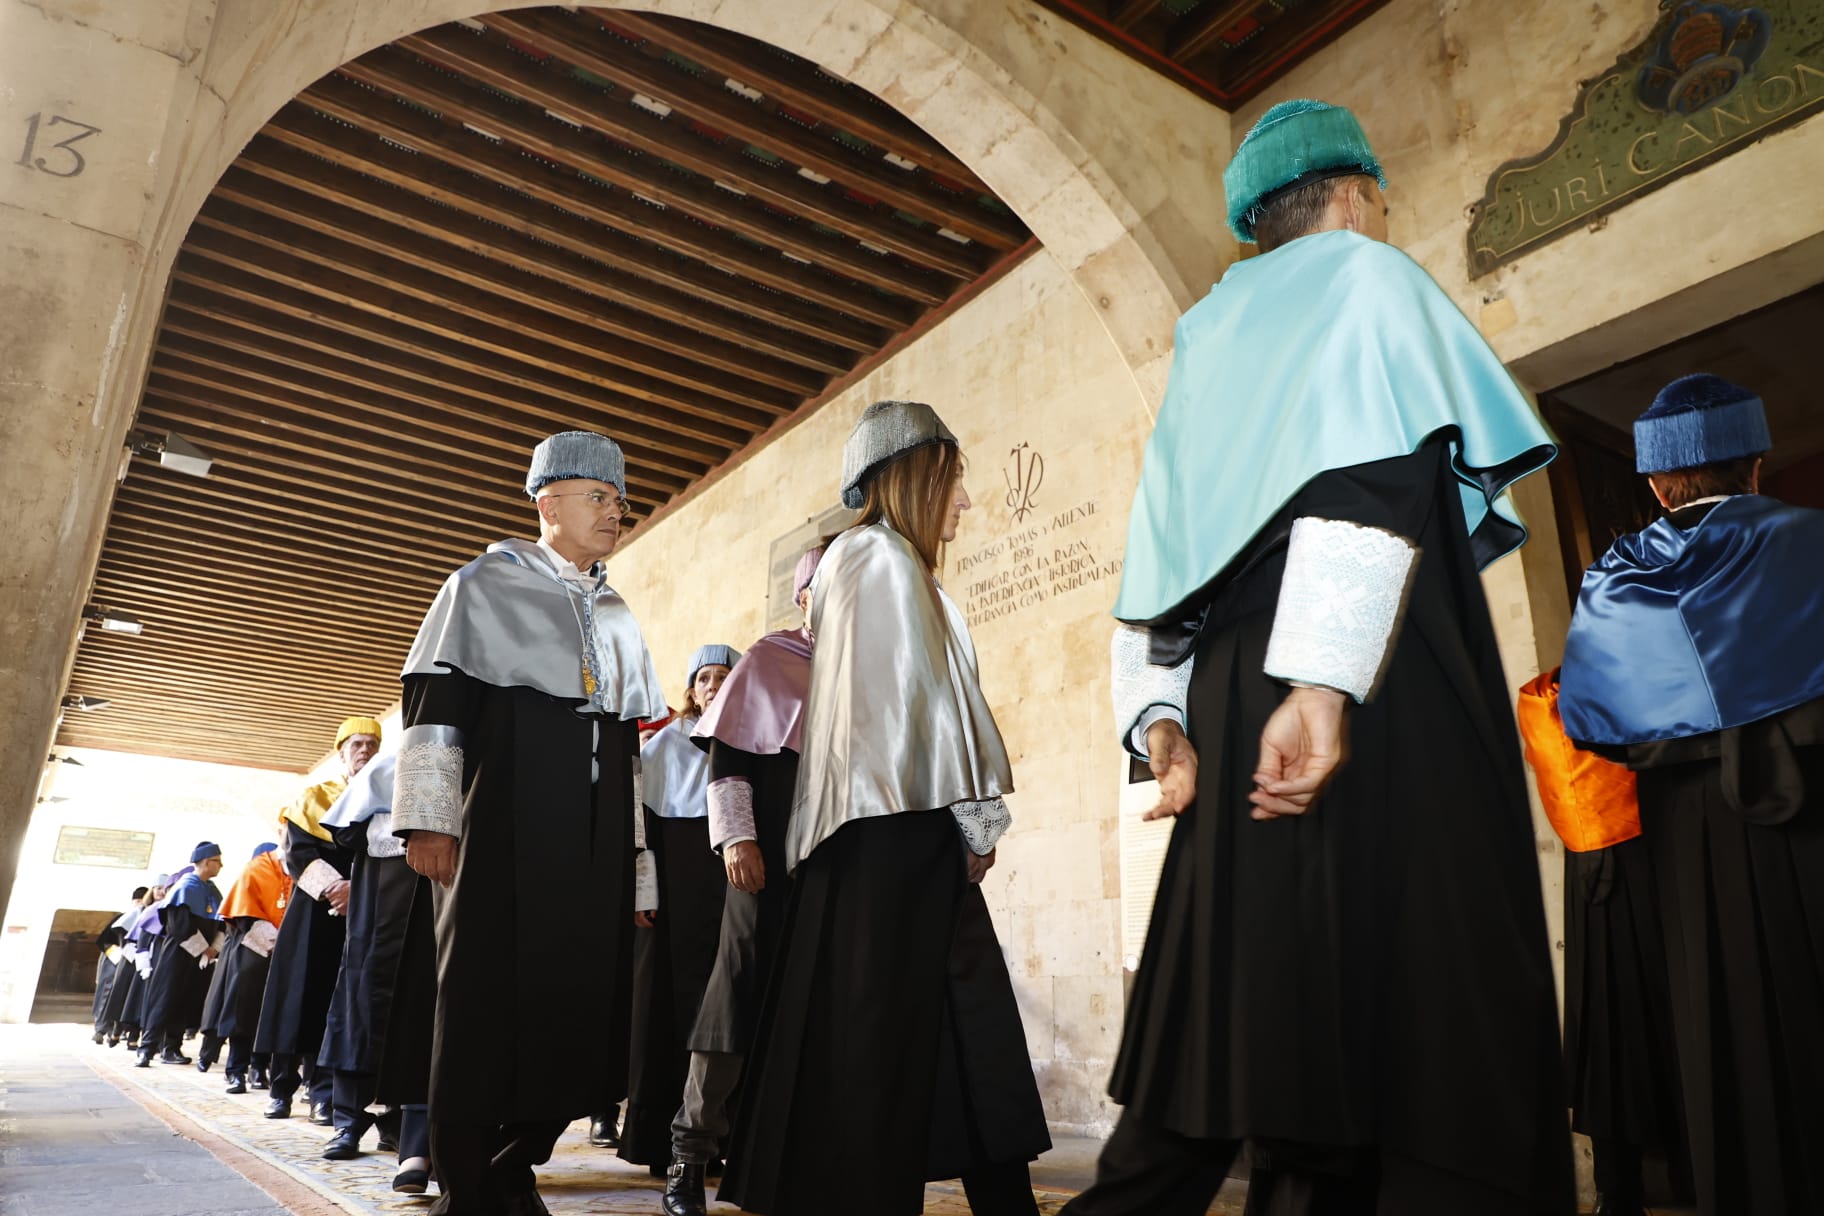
left=60, top=7, right=1033, bottom=772
left=1036, top=0, right=1391, bottom=109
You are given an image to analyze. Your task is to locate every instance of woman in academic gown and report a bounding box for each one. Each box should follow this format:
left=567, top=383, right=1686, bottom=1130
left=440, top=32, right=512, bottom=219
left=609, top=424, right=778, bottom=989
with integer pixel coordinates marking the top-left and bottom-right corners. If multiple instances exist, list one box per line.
left=719, top=400, right=1049, bottom=1216
left=197, top=843, right=291, bottom=1090
left=618, top=643, right=740, bottom=1171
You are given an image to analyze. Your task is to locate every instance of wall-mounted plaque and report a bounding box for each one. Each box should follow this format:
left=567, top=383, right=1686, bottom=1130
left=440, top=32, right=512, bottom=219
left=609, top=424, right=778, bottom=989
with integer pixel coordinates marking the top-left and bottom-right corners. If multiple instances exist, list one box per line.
left=54, top=826, right=155, bottom=870
left=766, top=505, right=854, bottom=632
left=1467, top=1, right=1823, bottom=277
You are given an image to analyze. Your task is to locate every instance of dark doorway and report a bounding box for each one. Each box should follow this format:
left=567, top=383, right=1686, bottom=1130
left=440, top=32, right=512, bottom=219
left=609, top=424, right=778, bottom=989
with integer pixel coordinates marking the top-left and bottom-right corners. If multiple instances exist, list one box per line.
left=30, top=908, right=119, bottom=1024
left=1541, top=281, right=1824, bottom=600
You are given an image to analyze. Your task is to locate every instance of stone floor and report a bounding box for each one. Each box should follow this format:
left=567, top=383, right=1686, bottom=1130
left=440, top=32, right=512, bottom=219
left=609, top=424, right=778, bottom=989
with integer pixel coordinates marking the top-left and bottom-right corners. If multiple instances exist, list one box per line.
left=5, top=1019, right=1248, bottom=1215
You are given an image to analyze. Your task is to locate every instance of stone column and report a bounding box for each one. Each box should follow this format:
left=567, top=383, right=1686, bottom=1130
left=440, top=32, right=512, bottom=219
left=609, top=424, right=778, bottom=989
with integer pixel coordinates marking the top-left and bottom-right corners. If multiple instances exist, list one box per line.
left=0, top=0, right=214, bottom=924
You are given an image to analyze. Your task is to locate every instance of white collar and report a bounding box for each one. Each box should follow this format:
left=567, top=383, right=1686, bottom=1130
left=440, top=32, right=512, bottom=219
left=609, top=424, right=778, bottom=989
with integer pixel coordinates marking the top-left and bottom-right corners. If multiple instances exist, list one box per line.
left=1681, top=494, right=1736, bottom=509
left=536, top=537, right=602, bottom=587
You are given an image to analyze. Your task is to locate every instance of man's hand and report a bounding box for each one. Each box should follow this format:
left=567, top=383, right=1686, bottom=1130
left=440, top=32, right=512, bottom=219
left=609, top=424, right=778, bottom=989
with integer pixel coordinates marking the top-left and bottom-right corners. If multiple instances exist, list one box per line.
left=405, top=832, right=458, bottom=887
left=204, top=946, right=220, bottom=963
left=725, top=840, right=765, bottom=894
left=325, top=879, right=352, bottom=915
left=965, top=848, right=996, bottom=884
left=634, top=909, right=656, bottom=928
left=1250, top=686, right=1349, bottom=820
left=1142, top=718, right=1200, bottom=821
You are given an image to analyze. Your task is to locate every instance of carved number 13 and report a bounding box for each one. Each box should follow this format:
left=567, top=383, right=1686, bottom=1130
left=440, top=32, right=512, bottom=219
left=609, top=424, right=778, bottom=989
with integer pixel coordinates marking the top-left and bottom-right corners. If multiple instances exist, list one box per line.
left=17, top=113, right=102, bottom=178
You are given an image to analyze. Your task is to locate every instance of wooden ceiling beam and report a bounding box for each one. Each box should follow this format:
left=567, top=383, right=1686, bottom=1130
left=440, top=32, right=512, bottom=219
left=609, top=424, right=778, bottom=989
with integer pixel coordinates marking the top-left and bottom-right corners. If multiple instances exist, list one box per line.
left=1110, top=0, right=1165, bottom=32
left=99, top=535, right=439, bottom=609
left=1167, top=0, right=1261, bottom=63
left=390, top=31, right=990, bottom=278
left=481, top=11, right=1024, bottom=249
left=146, top=356, right=689, bottom=505
left=332, top=50, right=959, bottom=301
left=78, top=610, right=412, bottom=672
left=586, top=10, right=987, bottom=191
left=52, top=730, right=313, bottom=771
left=148, top=355, right=690, bottom=505
left=111, top=486, right=475, bottom=576
left=157, top=306, right=730, bottom=472
left=182, top=221, right=798, bottom=424
left=1213, top=0, right=1364, bottom=96
left=76, top=629, right=410, bottom=687
left=165, top=264, right=769, bottom=445
left=198, top=188, right=835, bottom=396
left=273, top=95, right=916, bottom=333
left=93, top=558, right=429, bottom=632
left=71, top=657, right=404, bottom=712
left=136, top=389, right=579, bottom=527
left=231, top=144, right=862, bottom=369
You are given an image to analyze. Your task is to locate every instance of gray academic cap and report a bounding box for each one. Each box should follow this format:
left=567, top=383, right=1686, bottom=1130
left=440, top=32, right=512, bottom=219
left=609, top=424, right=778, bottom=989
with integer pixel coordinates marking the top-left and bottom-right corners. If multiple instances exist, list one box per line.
left=839, top=400, right=957, bottom=509
left=687, top=644, right=741, bottom=686
left=525, top=431, right=627, bottom=498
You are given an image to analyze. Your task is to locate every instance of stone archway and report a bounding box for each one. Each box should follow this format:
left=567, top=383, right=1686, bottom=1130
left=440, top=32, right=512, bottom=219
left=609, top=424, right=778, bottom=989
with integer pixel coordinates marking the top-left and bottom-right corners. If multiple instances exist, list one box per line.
left=0, top=0, right=1225, bottom=935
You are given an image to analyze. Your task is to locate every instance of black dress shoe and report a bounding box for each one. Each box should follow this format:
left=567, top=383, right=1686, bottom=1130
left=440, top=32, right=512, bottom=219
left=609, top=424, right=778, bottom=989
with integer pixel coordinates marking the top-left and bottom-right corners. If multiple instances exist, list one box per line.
left=661, top=1161, right=708, bottom=1216
left=195, top=1058, right=211, bottom=1074
left=134, top=1050, right=152, bottom=1069
left=309, top=1102, right=334, bottom=1126
left=158, top=1049, right=191, bottom=1065
left=322, top=1128, right=363, bottom=1161
left=587, top=1113, right=620, bottom=1148
left=249, top=1068, right=270, bottom=1090
left=264, top=1097, right=292, bottom=1119
left=92, top=1031, right=104, bottom=1045
left=392, top=1167, right=431, bottom=1194
left=105, top=1035, right=120, bottom=1048
left=224, top=1073, right=247, bottom=1095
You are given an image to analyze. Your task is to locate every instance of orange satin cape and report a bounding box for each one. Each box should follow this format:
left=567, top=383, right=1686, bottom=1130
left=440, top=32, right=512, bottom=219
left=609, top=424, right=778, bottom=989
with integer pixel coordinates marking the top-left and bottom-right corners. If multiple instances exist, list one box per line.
left=218, top=848, right=293, bottom=924
left=1517, top=668, right=1640, bottom=852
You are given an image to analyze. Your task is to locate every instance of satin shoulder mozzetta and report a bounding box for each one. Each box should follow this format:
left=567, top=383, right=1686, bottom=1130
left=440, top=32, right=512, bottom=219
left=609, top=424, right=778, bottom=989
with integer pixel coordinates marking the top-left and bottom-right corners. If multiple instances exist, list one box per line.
left=401, top=537, right=665, bottom=721
left=1113, top=229, right=1555, bottom=624
left=786, top=524, right=1013, bottom=872
left=1560, top=495, right=1824, bottom=745
left=641, top=718, right=711, bottom=819
left=321, top=752, right=396, bottom=830
left=691, top=628, right=814, bottom=757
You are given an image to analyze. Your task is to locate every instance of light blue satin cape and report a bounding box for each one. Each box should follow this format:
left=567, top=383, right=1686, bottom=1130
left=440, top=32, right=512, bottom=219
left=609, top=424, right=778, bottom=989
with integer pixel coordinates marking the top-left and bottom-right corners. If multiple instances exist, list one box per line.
left=1113, top=230, right=1556, bottom=624
left=1559, top=496, right=1824, bottom=745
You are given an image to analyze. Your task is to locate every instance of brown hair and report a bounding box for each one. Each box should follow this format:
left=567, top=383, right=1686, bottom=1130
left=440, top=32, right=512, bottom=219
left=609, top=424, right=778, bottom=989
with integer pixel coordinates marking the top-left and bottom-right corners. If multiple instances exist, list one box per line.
left=681, top=686, right=710, bottom=720
left=1647, top=456, right=1761, bottom=510
left=1252, top=174, right=1376, bottom=253
left=854, top=440, right=962, bottom=572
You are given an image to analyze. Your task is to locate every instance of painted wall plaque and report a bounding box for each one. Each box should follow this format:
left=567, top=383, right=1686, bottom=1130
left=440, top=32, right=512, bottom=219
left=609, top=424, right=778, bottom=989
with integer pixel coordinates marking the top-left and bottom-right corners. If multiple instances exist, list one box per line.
left=1467, top=1, right=1824, bottom=277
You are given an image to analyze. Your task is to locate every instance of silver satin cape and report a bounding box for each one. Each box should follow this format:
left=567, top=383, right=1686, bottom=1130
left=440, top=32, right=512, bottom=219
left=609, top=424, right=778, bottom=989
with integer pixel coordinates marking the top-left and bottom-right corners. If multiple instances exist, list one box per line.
left=786, top=523, right=1013, bottom=871
left=400, top=537, right=665, bottom=721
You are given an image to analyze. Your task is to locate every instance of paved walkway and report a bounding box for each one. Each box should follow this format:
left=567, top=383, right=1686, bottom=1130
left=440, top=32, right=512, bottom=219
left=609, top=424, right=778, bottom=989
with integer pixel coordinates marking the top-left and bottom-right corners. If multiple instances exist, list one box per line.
left=3, top=1020, right=1249, bottom=1215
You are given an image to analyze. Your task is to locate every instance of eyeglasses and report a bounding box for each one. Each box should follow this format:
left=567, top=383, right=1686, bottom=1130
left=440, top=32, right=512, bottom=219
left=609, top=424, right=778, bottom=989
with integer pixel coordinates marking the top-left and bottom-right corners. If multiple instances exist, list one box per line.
left=541, top=489, right=631, bottom=518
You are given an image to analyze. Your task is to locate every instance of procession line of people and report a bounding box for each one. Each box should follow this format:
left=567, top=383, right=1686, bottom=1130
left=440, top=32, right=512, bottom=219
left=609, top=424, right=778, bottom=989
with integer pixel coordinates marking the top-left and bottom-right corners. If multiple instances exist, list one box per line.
left=91, top=96, right=1821, bottom=1216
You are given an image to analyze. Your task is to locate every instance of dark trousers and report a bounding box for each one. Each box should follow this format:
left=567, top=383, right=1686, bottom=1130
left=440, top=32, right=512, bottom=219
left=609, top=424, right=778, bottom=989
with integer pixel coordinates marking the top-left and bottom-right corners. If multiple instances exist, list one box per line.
left=427, top=1118, right=570, bottom=1216
left=224, top=1036, right=261, bottom=1076
left=1590, top=1137, right=1643, bottom=1204
left=332, top=1070, right=377, bottom=1136
left=269, top=1052, right=333, bottom=1107
left=398, top=1104, right=431, bottom=1162
left=962, top=1160, right=1042, bottom=1216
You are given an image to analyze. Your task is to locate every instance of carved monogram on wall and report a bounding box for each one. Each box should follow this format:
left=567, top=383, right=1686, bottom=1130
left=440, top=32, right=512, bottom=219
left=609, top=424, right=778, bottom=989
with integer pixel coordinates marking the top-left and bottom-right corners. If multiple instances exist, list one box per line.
left=1466, top=1, right=1824, bottom=277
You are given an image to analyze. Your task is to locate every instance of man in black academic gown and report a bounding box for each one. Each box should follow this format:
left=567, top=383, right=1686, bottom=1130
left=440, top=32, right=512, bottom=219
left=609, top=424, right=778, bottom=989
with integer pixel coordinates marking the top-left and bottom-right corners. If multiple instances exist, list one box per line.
left=256, top=717, right=383, bottom=1121
left=395, top=430, right=665, bottom=1216
left=1071, top=100, right=1572, bottom=1214
left=91, top=886, right=146, bottom=1045
left=197, top=843, right=290, bottom=1093
left=136, top=844, right=225, bottom=1067
left=1560, top=374, right=1824, bottom=1216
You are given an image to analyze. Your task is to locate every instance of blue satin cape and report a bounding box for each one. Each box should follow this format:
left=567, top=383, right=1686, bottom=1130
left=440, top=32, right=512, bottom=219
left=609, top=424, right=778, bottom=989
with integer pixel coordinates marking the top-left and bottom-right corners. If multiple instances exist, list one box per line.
left=1113, top=230, right=1556, bottom=624
left=1559, top=496, right=1824, bottom=745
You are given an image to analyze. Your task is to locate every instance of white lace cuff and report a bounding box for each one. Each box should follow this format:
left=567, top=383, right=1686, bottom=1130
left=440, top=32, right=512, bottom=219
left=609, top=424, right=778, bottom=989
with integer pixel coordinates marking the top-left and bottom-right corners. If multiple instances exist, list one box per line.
left=951, top=797, right=1012, bottom=855
left=394, top=723, right=465, bottom=838
left=631, top=758, right=649, bottom=850
left=634, top=849, right=659, bottom=912
left=708, top=777, right=755, bottom=853
left=296, top=858, right=344, bottom=901
left=242, top=920, right=279, bottom=957
left=366, top=811, right=405, bottom=859
left=1264, top=517, right=1418, bottom=703
left=1112, top=623, right=1193, bottom=758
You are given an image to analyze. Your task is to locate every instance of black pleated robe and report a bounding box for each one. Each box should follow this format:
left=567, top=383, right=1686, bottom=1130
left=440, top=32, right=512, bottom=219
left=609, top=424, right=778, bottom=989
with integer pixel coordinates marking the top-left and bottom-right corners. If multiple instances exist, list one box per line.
left=254, top=821, right=352, bottom=1058
left=720, top=806, right=1051, bottom=1216
left=140, top=902, right=221, bottom=1036
left=687, top=741, right=796, bottom=1056
left=199, top=917, right=273, bottom=1040
left=318, top=820, right=431, bottom=1088
left=619, top=808, right=728, bottom=1166
left=1611, top=697, right=1824, bottom=1216
left=1108, top=441, right=1573, bottom=1210
left=399, top=670, right=638, bottom=1125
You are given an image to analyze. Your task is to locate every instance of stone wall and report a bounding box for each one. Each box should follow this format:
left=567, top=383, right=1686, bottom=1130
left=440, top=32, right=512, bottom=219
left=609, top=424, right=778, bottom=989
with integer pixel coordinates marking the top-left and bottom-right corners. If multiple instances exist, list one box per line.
left=604, top=247, right=1147, bottom=1134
